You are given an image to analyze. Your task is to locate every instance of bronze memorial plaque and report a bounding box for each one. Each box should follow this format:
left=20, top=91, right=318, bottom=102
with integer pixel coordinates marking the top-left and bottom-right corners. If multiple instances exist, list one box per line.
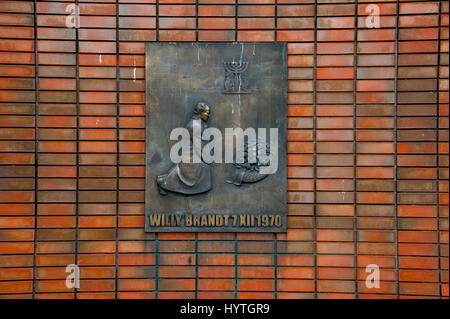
left=145, top=42, right=287, bottom=232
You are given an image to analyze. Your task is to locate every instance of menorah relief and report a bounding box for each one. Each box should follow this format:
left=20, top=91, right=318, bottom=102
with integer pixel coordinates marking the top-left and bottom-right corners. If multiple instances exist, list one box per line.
left=223, top=61, right=251, bottom=94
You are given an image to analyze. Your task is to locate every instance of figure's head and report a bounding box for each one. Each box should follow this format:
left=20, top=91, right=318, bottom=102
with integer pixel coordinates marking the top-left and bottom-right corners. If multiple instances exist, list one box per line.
left=194, top=102, right=211, bottom=122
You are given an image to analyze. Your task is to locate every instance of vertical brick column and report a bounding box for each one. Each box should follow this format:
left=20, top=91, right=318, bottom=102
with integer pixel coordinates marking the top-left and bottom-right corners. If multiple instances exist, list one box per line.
left=34, top=0, right=77, bottom=298
left=76, top=0, right=118, bottom=299
left=117, top=0, right=155, bottom=299
left=237, top=0, right=274, bottom=42
left=355, top=1, right=397, bottom=298
left=0, top=0, right=35, bottom=299
left=159, top=0, right=196, bottom=41
left=315, top=1, right=356, bottom=298
left=397, top=1, right=441, bottom=298
left=197, top=234, right=236, bottom=299
left=438, top=0, right=449, bottom=300
left=197, top=233, right=235, bottom=299
left=199, top=0, right=235, bottom=41
left=278, top=0, right=315, bottom=299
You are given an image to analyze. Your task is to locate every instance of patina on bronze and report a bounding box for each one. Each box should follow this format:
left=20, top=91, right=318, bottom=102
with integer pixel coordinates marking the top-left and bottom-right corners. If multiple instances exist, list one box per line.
left=146, top=42, right=287, bottom=232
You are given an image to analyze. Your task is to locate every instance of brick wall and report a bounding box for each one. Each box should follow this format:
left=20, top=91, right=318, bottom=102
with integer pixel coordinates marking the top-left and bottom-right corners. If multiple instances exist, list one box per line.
left=0, top=0, right=448, bottom=299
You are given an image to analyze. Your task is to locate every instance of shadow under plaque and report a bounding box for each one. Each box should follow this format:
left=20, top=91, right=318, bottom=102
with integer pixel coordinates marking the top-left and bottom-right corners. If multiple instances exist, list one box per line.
left=145, top=42, right=287, bottom=232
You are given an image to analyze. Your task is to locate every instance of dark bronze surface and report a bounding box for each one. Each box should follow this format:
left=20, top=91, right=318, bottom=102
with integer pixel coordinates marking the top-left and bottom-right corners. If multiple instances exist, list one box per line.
left=145, top=42, right=287, bottom=232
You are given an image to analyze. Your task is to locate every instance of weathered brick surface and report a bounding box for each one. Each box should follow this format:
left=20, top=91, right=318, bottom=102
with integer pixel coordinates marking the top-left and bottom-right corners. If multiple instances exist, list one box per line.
left=0, top=0, right=448, bottom=299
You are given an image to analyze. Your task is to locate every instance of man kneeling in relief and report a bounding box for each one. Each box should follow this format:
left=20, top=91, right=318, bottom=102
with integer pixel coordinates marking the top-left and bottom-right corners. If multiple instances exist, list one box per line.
left=156, top=102, right=212, bottom=196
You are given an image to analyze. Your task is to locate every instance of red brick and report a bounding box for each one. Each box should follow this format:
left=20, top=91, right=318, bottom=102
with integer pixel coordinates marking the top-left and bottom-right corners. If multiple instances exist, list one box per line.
left=278, top=30, right=314, bottom=42
left=159, top=5, right=195, bottom=16
left=318, top=30, right=354, bottom=42
left=118, top=278, right=154, bottom=291
left=117, top=254, right=154, bottom=266
left=237, top=30, right=274, bottom=42
left=159, top=17, right=195, bottom=29
left=198, top=266, right=234, bottom=278
left=278, top=280, right=314, bottom=292
left=119, top=16, right=155, bottom=29
left=199, top=5, right=235, bottom=17
left=317, top=68, right=354, bottom=80
left=0, top=281, right=33, bottom=294
left=278, top=5, right=314, bottom=17
left=400, top=2, right=439, bottom=15
left=198, top=30, right=235, bottom=41
left=199, top=279, right=234, bottom=291
left=118, top=4, right=155, bottom=16
left=399, top=28, right=439, bottom=41
left=198, top=291, right=234, bottom=299
left=198, top=17, right=235, bottom=29
left=158, top=279, right=195, bottom=291
left=238, top=17, right=274, bottom=29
